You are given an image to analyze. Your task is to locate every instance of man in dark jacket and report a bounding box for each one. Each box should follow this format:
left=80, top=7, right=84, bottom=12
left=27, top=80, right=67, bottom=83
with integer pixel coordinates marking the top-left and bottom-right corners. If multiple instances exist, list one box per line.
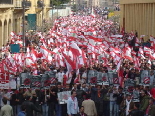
left=146, top=98, right=155, bottom=116
left=76, top=84, right=86, bottom=108
left=22, top=96, right=41, bottom=116
left=129, top=103, right=144, bottom=116
left=139, top=90, right=149, bottom=112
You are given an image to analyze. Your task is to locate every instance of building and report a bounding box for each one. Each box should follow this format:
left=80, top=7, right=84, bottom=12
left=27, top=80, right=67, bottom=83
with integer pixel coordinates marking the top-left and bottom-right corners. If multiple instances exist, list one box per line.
left=0, top=0, right=52, bottom=47
left=89, top=0, right=100, bottom=7
left=0, top=0, right=30, bottom=47
left=25, top=0, right=52, bottom=31
left=120, top=0, right=155, bottom=39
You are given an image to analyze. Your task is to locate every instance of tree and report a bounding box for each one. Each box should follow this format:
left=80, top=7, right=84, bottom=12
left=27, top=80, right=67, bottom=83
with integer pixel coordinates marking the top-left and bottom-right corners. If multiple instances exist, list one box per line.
left=50, top=0, right=70, bottom=6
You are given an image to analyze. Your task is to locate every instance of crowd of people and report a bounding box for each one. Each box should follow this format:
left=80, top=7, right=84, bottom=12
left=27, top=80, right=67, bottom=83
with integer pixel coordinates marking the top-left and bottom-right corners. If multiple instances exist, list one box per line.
left=0, top=79, right=155, bottom=116
left=0, top=8, right=155, bottom=116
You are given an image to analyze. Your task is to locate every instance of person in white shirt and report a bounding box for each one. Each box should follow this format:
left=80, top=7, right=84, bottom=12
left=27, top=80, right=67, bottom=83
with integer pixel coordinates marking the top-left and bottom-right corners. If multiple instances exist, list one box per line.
left=1, top=89, right=11, bottom=106
left=149, top=70, right=154, bottom=85
left=56, top=69, right=65, bottom=83
left=67, top=91, right=79, bottom=116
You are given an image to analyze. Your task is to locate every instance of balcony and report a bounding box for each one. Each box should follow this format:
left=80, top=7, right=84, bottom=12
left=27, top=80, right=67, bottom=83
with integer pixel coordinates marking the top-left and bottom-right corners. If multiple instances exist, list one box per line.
left=0, top=0, right=13, bottom=4
left=0, top=0, right=14, bottom=8
left=14, top=0, right=31, bottom=9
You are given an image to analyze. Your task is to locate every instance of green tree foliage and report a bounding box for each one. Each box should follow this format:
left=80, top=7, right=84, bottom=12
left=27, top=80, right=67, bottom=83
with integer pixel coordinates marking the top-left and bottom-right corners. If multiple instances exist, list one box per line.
left=50, top=0, right=70, bottom=6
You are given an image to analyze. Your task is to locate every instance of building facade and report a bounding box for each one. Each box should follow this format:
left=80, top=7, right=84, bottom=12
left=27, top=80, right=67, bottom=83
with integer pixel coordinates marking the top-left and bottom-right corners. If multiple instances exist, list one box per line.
left=0, top=0, right=25, bottom=47
left=120, top=0, right=155, bottom=39
left=0, top=0, right=52, bottom=47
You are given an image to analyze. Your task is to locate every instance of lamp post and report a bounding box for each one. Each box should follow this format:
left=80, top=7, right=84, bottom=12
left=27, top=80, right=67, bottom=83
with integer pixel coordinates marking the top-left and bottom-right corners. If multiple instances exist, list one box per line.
left=22, top=0, right=26, bottom=53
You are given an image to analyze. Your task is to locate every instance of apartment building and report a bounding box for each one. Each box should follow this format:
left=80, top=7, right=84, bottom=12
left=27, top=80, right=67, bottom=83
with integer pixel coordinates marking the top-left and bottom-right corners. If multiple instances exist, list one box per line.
left=0, top=0, right=52, bottom=47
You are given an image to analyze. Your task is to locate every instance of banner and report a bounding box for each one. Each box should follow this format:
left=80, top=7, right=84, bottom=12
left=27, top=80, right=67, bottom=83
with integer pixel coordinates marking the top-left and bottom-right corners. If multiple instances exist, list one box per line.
left=20, top=73, right=31, bottom=88
left=140, top=70, right=149, bottom=85
left=31, top=75, right=41, bottom=88
left=9, top=78, right=16, bottom=89
left=0, top=72, right=9, bottom=89
left=57, top=91, right=71, bottom=104
left=41, top=74, right=50, bottom=88
left=0, top=80, right=9, bottom=89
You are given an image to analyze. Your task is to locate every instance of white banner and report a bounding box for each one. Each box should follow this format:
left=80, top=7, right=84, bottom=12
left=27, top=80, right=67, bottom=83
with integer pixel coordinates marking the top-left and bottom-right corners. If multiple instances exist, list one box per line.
left=0, top=80, right=9, bottom=89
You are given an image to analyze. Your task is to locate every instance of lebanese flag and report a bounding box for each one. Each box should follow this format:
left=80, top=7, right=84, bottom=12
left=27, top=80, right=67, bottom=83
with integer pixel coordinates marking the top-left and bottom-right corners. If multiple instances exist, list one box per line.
left=74, top=69, right=80, bottom=83
left=25, top=57, right=36, bottom=67
left=123, top=47, right=133, bottom=61
left=150, top=52, right=155, bottom=60
left=110, top=47, right=121, bottom=56
left=32, top=69, right=38, bottom=75
left=150, top=35, right=154, bottom=42
left=117, top=59, right=124, bottom=87
left=144, top=46, right=151, bottom=56
left=135, top=38, right=140, bottom=47
left=138, top=47, right=145, bottom=58
left=31, top=49, right=37, bottom=62
left=151, top=39, right=155, bottom=51
left=62, top=52, right=76, bottom=70
left=133, top=56, right=140, bottom=70
left=40, top=46, right=55, bottom=59
left=86, top=35, right=102, bottom=42
left=70, top=42, right=82, bottom=57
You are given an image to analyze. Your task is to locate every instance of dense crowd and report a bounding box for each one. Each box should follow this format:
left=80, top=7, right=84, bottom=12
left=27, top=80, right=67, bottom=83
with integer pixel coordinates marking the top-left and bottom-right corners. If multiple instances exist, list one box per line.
left=0, top=8, right=155, bottom=116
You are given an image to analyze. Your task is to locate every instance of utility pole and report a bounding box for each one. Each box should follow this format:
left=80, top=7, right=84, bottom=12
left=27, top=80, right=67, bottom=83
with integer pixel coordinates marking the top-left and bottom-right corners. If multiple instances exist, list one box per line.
left=22, top=0, right=26, bottom=53
left=42, top=0, right=44, bottom=34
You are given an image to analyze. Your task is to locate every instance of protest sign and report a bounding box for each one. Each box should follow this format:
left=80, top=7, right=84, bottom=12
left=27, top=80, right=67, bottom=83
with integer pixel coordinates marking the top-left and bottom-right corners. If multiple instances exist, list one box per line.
left=31, top=75, right=41, bottom=88
left=41, top=74, right=50, bottom=88
left=20, top=73, right=31, bottom=88
left=57, top=91, right=71, bottom=104
left=0, top=72, right=10, bottom=89
left=9, top=79, right=16, bottom=89
left=140, top=70, right=149, bottom=84
left=107, top=72, right=113, bottom=85
left=124, top=79, right=135, bottom=87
